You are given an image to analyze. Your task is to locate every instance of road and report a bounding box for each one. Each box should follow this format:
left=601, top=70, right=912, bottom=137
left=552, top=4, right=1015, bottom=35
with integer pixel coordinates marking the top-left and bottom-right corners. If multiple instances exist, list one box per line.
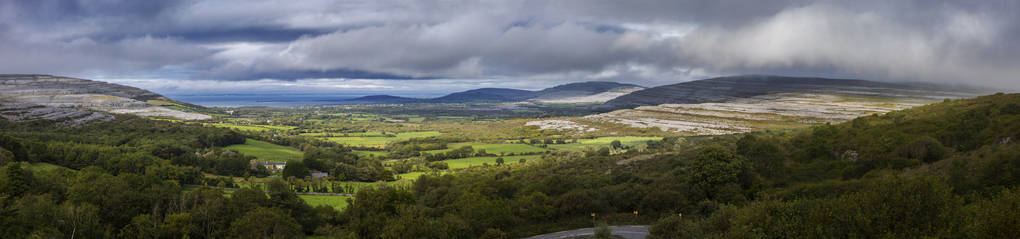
left=523, top=225, right=649, bottom=239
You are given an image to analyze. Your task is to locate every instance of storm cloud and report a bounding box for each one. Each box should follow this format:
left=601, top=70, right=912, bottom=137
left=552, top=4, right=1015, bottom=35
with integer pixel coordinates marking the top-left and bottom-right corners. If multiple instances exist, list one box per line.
left=1, top=0, right=1017, bottom=92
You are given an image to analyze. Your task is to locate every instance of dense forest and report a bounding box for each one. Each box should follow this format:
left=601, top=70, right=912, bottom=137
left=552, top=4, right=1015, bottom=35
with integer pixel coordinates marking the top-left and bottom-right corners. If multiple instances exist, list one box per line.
left=1, top=93, right=1018, bottom=238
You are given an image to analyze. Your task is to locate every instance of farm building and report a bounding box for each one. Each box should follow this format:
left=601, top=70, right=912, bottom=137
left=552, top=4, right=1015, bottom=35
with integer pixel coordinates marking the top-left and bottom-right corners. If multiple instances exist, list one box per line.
left=311, top=171, right=329, bottom=178
left=261, top=162, right=286, bottom=173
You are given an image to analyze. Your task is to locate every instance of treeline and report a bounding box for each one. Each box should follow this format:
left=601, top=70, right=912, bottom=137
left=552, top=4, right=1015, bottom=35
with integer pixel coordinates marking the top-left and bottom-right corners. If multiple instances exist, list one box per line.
left=0, top=164, right=335, bottom=239
left=0, top=117, right=264, bottom=179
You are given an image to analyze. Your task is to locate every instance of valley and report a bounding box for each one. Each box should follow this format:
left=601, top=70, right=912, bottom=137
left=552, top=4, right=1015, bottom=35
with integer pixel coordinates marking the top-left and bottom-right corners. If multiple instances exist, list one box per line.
left=0, top=75, right=1015, bottom=239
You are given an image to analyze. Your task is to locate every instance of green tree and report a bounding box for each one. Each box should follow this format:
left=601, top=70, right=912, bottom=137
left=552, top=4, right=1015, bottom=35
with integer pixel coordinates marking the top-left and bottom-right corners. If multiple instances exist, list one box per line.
left=229, top=207, right=303, bottom=239
left=0, top=163, right=32, bottom=197
left=495, top=157, right=505, bottom=166
left=282, top=160, right=310, bottom=179
left=0, top=148, right=13, bottom=167
left=610, top=140, right=623, bottom=150
left=689, top=147, right=750, bottom=201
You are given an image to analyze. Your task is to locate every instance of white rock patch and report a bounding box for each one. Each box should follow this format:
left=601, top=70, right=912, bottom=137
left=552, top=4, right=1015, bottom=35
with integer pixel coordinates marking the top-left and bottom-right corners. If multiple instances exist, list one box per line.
left=526, top=120, right=598, bottom=132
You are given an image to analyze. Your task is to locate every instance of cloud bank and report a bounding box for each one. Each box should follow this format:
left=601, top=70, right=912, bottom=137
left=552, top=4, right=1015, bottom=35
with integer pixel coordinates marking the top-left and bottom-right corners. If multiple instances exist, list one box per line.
left=1, top=0, right=1017, bottom=92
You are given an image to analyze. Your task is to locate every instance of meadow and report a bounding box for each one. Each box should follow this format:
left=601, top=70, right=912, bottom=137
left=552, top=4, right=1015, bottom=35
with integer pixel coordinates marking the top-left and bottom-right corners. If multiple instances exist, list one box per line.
left=205, top=122, right=297, bottom=132
left=224, top=138, right=304, bottom=162
left=298, top=195, right=352, bottom=210
left=443, top=155, right=539, bottom=169
left=426, top=142, right=548, bottom=155
left=324, top=131, right=441, bottom=148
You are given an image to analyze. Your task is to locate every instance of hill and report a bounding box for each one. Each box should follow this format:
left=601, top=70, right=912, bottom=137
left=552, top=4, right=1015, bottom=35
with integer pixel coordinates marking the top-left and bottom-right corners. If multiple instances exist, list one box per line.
left=0, top=74, right=210, bottom=123
left=530, top=81, right=644, bottom=104
left=335, top=81, right=647, bottom=105
left=603, top=75, right=976, bottom=109
left=427, top=88, right=536, bottom=103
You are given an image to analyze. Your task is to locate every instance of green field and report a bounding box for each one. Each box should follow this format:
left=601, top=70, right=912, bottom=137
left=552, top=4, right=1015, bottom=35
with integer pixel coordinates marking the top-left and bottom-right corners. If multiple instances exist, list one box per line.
left=353, top=150, right=389, bottom=158
left=426, top=142, right=548, bottom=155
left=225, top=139, right=304, bottom=162
left=443, top=155, right=539, bottom=169
left=206, top=123, right=297, bottom=132
left=326, top=131, right=441, bottom=148
left=300, top=132, right=387, bottom=137
left=298, top=195, right=351, bottom=210
left=577, top=136, right=663, bottom=146
left=24, top=162, right=71, bottom=172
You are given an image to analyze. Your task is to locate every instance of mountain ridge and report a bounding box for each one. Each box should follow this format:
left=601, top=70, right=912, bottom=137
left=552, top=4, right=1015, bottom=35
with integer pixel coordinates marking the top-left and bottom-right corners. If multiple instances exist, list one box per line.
left=335, top=81, right=645, bottom=105
left=602, top=75, right=978, bottom=109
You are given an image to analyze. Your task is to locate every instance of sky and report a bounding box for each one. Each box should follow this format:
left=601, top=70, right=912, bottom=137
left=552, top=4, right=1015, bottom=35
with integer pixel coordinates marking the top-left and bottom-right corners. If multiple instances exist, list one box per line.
left=2, top=0, right=1018, bottom=96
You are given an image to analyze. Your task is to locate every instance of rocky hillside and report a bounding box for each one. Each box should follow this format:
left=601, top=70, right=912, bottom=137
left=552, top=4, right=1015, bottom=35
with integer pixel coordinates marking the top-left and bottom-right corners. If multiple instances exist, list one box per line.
left=533, top=75, right=986, bottom=136
left=603, top=75, right=974, bottom=109
left=1, top=75, right=210, bottom=124
left=530, top=81, right=643, bottom=104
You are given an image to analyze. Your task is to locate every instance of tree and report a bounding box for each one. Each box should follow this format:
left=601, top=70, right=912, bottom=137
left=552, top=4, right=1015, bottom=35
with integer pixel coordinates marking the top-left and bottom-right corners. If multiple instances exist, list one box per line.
left=0, top=163, right=31, bottom=197
left=0, top=148, right=13, bottom=167
left=610, top=140, right=623, bottom=150
left=427, top=162, right=449, bottom=171
left=495, top=157, right=504, bottom=166
left=229, top=207, right=302, bottom=239
left=689, top=147, right=750, bottom=201
left=282, top=160, right=310, bottom=179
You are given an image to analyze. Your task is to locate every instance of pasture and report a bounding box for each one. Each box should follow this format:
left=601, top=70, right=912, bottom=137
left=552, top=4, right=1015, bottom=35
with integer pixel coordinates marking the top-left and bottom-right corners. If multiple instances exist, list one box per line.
left=224, top=139, right=304, bottom=162
left=298, top=195, right=351, bottom=210
left=443, top=155, right=539, bottom=169
left=206, top=123, right=297, bottom=132
left=325, top=131, right=441, bottom=148
left=426, top=142, right=548, bottom=155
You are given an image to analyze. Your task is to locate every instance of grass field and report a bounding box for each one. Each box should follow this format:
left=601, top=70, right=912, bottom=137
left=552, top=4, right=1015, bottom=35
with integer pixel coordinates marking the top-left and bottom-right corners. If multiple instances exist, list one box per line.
left=185, top=185, right=352, bottom=210
left=443, top=155, right=539, bottom=169
left=24, top=162, right=71, bottom=172
left=298, top=195, right=351, bottom=210
left=577, top=136, right=663, bottom=146
left=300, top=132, right=387, bottom=137
left=224, top=139, right=304, bottom=162
left=353, top=150, right=389, bottom=158
left=426, top=142, right=548, bottom=155
left=326, top=131, right=441, bottom=148
left=206, top=123, right=297, bottom=132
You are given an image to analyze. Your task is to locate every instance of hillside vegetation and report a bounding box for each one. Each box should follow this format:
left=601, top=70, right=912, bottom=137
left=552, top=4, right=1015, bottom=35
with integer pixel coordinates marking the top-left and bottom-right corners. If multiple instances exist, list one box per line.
left=339, top=93, right=1019, bottom=238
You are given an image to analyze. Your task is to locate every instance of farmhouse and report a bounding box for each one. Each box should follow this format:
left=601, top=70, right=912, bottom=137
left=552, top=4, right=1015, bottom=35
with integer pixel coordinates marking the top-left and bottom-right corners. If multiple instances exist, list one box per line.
left=261, top=162, right=286, bottom=173
left=311, top=171, right=329, bottom=178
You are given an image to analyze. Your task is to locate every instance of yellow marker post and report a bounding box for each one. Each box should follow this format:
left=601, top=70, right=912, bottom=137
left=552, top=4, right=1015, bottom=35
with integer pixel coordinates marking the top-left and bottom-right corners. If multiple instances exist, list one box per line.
left=678, top=212, right=683, bottom=217
left=591, top=213, right=596, bottom=217
left=633, top=210, right=638, bottom=215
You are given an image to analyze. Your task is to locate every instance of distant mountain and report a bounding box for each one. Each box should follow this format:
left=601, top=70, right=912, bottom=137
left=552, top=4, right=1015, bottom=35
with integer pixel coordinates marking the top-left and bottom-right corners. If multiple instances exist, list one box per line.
left=531, top=81, right=644, bottom=104
left=0, top=74, right=210, bottom=124
left=602, top=75, right=976, bottom=109
left=335, top=81, right=648, bottom=105
left=427, top=88, right=536, bottom=103
left=340, top=95, right=422, bottom=104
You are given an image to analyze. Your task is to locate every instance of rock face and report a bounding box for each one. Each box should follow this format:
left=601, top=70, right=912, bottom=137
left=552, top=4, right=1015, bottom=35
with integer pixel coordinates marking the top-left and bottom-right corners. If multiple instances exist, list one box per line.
left=603, top=75, right=975, bottom=109
left=0, top=74, right=210, bottom=124
left=584, top=76, right=983, bottom=136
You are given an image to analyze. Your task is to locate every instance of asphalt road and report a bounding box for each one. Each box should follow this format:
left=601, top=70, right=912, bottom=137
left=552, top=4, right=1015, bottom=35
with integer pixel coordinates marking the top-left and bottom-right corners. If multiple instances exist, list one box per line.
left=523, top=225, right=649, bottom=239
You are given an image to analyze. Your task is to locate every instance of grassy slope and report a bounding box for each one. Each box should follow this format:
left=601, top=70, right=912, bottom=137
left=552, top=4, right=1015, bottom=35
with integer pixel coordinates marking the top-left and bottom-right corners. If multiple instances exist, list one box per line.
left=326, top=131, right=441, bottom=148
left=224, top=139, right=303, bottom=162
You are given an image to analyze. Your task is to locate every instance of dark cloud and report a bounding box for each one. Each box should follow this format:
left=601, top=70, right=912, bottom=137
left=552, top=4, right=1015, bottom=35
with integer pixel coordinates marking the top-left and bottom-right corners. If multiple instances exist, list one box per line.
left=0, top=0, right=1017, bottom=91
